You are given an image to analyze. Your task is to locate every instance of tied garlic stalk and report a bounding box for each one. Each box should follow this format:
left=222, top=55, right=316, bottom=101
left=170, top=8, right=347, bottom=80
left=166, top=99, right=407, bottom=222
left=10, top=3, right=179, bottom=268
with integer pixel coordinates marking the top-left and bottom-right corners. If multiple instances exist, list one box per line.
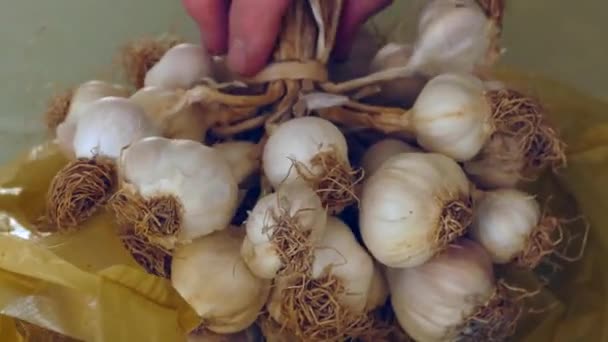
left=360, top=138, right=420, bottom=178
left=388, top=239, right=521, bottom=342
left=263, top=116, right=362, bottom=214
left=241, top=182, right=327, bottom=280
left=109, top=137, right=238, bottom=277
left=45, top=97, right=159, bottom=231
left=471, top=189, right=574, bottom=269
left=172, top=227, right=271, bottom=334
left=360, top=152, right=472, bottom=268
left=267, top=217, right=381, bottom=341
left=368, top=43, right=428, bottom=107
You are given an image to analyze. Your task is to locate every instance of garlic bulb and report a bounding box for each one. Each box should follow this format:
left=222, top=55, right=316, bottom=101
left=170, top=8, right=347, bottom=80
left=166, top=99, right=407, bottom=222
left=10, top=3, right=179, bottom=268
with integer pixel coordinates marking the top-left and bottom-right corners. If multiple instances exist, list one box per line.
left=311, top=217, right=374, bottom=313
left=46, top=97, right=159, bottom=232
left=360, top=139, right=419, bottom=177
left=412, top=72, right=494, bottom=161
left=66, top=80, right=130, bottom=124
left=387, top=239, right=502, bottom=342
left=130, top=86, right=208, bottom=141
left=56, top=81, right=130, bottom=157
left=360, top=152, right=472, bottom=268
left=471, top=189, right=558, bottom=268
left=71, top=97, right=159, bottom=159
left=369, top=43, right=428, bottom=107
left=242, top=182, right=327, bottom=279
left=365, top=264, right=389, bottom=312
left=267, top=217, right=375, bottom=340
left=464, top=134, right=525, bottom=189
left=172, top=228, right=271, bottom=334
left=144, top=43, right=213, bottom=90
left=263, top=116, right=357, bottom=213
left=213, top=141, right=261, bottom=184
left=117, top=137, right=238, bottom=246
left=409, top=0, right=498, bottom=76
left=187, top=327, right=259, bottom=342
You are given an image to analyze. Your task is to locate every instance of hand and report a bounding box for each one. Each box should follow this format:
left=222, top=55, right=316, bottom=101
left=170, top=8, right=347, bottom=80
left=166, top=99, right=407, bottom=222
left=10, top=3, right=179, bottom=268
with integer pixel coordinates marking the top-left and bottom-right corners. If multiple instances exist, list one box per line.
left=183, top=0, right=392, bottom=76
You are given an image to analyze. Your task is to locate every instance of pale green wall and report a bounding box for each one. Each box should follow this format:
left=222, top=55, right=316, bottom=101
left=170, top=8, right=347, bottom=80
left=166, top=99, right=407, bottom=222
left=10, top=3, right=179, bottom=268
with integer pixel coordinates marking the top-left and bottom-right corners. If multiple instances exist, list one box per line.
left=0, top=0, right=606, bottom=162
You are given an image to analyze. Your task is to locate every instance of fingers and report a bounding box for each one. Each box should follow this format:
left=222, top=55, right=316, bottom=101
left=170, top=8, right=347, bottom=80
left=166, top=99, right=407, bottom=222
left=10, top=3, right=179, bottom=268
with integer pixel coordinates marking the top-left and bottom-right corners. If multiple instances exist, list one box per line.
left=227, top=0, right=291, bottom=76
left=182, top=0, right=229, bottom=54
left=333, top=0, right=393, bottom=60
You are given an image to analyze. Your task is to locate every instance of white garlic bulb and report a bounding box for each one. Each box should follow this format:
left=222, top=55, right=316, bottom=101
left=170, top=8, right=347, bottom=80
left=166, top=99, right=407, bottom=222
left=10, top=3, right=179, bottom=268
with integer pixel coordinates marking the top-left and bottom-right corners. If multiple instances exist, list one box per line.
left=130, top=86, right=208, bottom=141
left=172, top=228, right=271, bottom=334
left=471, top=189, right=541, bottom=263
left=360, top=152, right=471, bottom=268
left=412, top=73, right=494, bottom=161
left=71, top=97, right=159, bottom=159
left=360, top=139, right=419, bottom=177
left=410, top=0, right=497, bottom=76
left=119, top=137, right=239, bottom=242
left=242, top=182, right=327, bottom=279
left=387, top=239, right=495, bottom=342
left=145, top=43, right=213, bottom=90
left=267, top=217, right=374, bottom=322
left=464, top=134, right=525, bottom=189
left=263, top=116, right=349, bottom=189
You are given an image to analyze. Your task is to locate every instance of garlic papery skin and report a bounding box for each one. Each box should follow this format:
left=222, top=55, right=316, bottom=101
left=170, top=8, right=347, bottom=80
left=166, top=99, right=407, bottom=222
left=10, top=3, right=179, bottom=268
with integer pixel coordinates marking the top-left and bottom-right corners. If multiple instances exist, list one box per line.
left=119, top=137, right=238, bottom=243
left=213, top=141, right=261, bottom=184
left=144, top=43, right=213, bottom=90
left=171, top=228, right=271, bottom=334
left=72, top=97, right=159, bottom=160
left=130, top=86, right=208, bottom=141
left=409, top=0, right=498, bottom=76
left=470, top=189, right=541, bottom=264
left=369, top=43, right=428, bottom=107
left=464, top=134, right=525, bottom=189
left=311, top=217, right=374, bottom=313
left=412, top=72, right=494, bottom=161
left=262, top=116, right=357, bottom=213
left=387, top=239, right=495, bottom=342
left=360, top=152, right=472, bottom=268
left=360, top=139, right=419, bottom=177
left=242, top=182, right=327, bottom=279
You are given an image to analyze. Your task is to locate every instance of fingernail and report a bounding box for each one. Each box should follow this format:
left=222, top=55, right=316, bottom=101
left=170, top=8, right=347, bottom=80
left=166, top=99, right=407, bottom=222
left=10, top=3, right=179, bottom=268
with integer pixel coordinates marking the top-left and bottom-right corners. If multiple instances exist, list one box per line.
left=227, top=38, right=250, bottom=75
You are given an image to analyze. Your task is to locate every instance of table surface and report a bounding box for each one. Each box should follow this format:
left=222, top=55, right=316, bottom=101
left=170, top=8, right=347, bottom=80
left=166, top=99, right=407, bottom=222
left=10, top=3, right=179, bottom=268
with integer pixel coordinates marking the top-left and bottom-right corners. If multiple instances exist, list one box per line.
left=1, top=0, right=606, bottom=163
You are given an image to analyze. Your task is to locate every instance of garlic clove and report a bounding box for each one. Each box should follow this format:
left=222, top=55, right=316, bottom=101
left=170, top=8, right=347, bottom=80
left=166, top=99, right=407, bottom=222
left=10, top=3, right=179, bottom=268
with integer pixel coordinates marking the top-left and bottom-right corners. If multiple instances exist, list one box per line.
left=144, top=43, right=213, bottom=90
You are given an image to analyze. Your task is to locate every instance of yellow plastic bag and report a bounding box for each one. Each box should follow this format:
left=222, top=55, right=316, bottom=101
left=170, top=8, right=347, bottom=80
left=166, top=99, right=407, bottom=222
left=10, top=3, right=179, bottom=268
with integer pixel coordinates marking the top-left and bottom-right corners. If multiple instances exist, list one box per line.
left=0, top=71, right=607, bottom=341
